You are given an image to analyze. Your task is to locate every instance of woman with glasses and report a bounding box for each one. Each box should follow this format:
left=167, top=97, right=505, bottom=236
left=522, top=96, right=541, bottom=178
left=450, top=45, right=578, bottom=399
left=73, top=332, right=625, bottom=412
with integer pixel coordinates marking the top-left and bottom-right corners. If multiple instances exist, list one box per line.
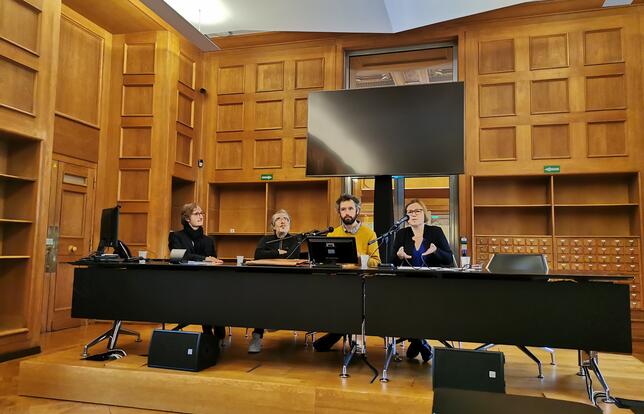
left=168, top=202, right=224, bottom=338
left=392, top=199, right=453, bottom=362
left=169, top=202, right=223, bottom=263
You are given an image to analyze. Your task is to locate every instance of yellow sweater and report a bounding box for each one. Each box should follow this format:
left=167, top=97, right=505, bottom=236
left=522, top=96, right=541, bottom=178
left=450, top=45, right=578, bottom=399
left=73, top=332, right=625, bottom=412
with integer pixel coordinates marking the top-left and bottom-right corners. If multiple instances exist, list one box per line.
left=328, top=223, right=381, bottom=267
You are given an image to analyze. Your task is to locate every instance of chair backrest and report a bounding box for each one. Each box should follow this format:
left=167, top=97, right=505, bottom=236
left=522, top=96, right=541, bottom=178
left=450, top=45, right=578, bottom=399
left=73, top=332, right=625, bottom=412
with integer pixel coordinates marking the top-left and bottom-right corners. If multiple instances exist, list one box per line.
left=486, top=253, right=548, bottom=274
left=168, top=231, right=174, bottom=251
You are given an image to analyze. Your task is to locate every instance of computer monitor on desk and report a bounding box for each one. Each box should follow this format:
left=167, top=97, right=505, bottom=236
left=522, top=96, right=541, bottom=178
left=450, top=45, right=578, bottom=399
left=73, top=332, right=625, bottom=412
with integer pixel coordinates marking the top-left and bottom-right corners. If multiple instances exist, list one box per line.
left=96, top=206, right=131, bottom=259
left=307, top=236, right=358, bottom=267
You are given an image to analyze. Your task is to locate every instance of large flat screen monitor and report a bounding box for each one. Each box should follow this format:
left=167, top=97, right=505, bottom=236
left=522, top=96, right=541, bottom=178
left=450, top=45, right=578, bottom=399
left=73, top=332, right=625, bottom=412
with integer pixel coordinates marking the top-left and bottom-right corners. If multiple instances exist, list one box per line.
left=308, top=236, right=358, bottom=266
left=306, top=82, right=464, bottom=177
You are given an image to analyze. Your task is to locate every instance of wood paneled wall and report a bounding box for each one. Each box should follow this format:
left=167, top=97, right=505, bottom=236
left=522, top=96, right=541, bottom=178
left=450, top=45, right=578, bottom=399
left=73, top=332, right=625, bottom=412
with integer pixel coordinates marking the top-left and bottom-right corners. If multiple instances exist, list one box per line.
left=0, top=0, right=60, bottom=357
left=203, top=42, right=337, bottom=184
left=108, top=31, right=204, bottom=257
left=465, top=11, right=642, bottom=175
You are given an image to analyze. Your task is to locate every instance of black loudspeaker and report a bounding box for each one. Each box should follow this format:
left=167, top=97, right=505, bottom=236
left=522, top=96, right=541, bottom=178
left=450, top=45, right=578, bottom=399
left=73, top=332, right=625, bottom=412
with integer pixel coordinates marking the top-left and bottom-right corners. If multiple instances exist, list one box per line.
left=433, top=348, right=505, bottom=394
left=148, top=329, right=219, bottom=372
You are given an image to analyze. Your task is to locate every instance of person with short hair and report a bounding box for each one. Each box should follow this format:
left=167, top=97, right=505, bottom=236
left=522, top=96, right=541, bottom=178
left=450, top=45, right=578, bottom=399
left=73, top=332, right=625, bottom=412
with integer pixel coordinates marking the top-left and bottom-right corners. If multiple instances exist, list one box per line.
left=247, top=209, right=301, bottom=353
left=168, top=203, right=224, bottom=338
left=393, top=198, right=453, bottom=362
left=313, top=194, right=380, bottom=352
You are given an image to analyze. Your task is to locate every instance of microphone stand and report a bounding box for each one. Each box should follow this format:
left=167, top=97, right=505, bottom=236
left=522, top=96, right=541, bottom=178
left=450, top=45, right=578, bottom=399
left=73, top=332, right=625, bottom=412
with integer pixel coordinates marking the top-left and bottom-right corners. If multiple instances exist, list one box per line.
left=369, top=221, right=404, bottom=268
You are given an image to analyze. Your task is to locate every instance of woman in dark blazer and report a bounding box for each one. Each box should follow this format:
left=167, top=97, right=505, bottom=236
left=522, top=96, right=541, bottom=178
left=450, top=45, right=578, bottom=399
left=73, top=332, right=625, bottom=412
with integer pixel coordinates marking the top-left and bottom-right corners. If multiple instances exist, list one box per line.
left=392, top=199, right=453, bottom=362
left=169, top=202, right=224, bottom=338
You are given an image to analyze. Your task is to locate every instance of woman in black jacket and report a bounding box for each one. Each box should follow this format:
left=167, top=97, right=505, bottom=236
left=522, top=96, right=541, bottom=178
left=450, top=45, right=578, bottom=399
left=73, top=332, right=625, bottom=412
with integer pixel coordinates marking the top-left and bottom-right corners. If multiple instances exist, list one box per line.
left=392, top=199, right=453, bottom=362
left=169, top=202, right=224, bottom=338
left=169, top=203, right=223, bottom=263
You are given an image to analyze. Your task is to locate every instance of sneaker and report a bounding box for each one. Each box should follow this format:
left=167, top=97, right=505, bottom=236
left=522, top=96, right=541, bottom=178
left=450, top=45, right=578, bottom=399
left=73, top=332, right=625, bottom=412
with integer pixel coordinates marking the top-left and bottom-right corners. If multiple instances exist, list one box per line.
left=419, top=340, right=432, bottom=362
left=406, top=339, right=421, bottom=359
left=248, top=332, right=262, bottom=353
left=313, top=333, right=342, bottom=351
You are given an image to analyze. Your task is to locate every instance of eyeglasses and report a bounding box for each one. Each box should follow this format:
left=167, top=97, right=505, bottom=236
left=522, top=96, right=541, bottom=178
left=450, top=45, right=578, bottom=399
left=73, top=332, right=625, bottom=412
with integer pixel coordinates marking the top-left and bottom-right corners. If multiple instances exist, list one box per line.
left=406, top=209, right=424, bottom=215
left=274, top=216, right=290, bottom=223
left=191, top=211, right=205, bottom=216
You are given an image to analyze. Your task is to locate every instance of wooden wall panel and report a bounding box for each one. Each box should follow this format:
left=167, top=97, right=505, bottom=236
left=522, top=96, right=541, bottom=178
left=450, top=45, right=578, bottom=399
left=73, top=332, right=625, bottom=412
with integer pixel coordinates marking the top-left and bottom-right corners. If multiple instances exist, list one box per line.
left=118, top=169, right=149, bottom=201
left=531, top=78, right=569, bottom=114
left=177, top=92, right=193, bottom=127
left=256, top=62, right=284, bottom=92
left=216, top=141, right=243, bottom=170
left=295, top=58, right=324, bottom=89
left=479, top=127, right=516, bottom=161
left=532, top=124, right=570, bottom=159
left=0, top=57, right=36, bottom=114
left=217, top=66, right=244, bottom=94
left=176, top=132, right=192, bottom=165
left=124, top=43, right=154, bottom=74
left=255, top=100, right=283, bottom=130
left=479, top=39, right=514, bottom=74
left=178, top=52, right=194, bottom=88
left=55, top=16, right=103, bottom=126
left=53, top=116, right=99, bottom=163
left=293, top=98, right=308, bottom=128
left=254, top=139, right=282, bottom=168
left=120, top=127, right=151, bottom=158
left=122, top=85, right=153, bottom=116
left=217, top=103, right=244, bottom=132
left=529, top=34, right=568, bottom=70
left=587, top=120, right=627, bottom=157
left=293, top=136, right=307, bottom=168
left=119, top=213, right=147, bottom=246
left=479, top=83, right=515, bottom=117
left=584, top=28, right=622, bottom=65
left=0, top=0, right=40, bottom=54
left=585, top=74, right=626, bottom=111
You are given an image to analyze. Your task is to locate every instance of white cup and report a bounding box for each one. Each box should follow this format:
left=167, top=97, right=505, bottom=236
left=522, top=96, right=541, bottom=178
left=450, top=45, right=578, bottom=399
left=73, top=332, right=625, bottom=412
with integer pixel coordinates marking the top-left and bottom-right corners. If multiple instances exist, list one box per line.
left=460, top=256, right=471, bottom=267
left=236, top=255, right=244, bottom=266
left=138, top=250, right=148, bottom=264
left=360, top=254, right=370, bottom=269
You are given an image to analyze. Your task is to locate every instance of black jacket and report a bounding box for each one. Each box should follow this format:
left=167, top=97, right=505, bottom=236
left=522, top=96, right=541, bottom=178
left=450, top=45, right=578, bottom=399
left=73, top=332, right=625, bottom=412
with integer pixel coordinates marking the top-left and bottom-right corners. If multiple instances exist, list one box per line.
left=168, top=227, right=217, bottom=262
left=392, top=225, right=453, bottom=267
left=254, top=234, right=301, bottom=259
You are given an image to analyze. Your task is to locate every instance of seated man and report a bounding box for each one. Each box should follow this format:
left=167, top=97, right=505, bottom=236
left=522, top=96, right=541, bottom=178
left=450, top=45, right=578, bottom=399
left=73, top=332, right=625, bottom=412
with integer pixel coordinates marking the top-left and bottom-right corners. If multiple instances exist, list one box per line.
left=313, top=194, right=380, bottom=351
left=169, top=202, right=225, bottom=338
left=248, top=209, right=301, bottom=353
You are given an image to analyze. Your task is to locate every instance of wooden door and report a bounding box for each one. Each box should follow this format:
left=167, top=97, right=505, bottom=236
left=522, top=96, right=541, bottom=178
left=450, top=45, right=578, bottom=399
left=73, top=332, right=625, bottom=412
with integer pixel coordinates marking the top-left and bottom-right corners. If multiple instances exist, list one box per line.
left=42, top=159, right=96, bottom=331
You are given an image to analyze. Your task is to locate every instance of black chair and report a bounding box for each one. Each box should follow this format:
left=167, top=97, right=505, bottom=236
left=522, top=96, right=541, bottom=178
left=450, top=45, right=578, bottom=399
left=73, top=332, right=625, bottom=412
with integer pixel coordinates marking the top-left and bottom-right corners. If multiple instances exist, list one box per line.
left=479, top=253, right=555, bottom=378
left=433, top=388, right=602, bottom=414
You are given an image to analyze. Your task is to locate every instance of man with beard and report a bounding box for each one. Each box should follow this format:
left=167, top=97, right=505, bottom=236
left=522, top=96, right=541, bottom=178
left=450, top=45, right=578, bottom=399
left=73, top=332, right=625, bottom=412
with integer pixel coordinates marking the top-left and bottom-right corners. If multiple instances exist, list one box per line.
left=247, top=209, right=301, bottom=353
left=313, top=194, right=380, bottom=351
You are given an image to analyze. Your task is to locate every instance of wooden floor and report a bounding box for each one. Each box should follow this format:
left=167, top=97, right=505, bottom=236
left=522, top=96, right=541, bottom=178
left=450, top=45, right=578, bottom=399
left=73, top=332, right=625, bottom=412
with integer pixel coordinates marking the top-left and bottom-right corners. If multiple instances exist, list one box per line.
left=1, top=323, right=643, bottom=413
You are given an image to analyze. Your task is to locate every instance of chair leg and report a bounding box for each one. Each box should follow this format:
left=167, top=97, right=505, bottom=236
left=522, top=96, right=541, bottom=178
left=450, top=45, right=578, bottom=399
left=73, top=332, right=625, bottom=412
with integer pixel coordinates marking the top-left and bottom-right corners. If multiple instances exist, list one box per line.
left=304, top=331, right=316, bottom=347
left=517, top=345, right=543, bottom=379
left=543, top=347, right=556, bottom=365
left=119, top=326, right=141, bottom=342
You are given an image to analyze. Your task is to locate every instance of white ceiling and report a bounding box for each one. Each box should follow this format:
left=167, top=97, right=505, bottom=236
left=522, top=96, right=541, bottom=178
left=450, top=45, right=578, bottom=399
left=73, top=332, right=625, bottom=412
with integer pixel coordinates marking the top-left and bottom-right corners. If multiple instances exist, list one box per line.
left=141, top=0, right=533, bottom=50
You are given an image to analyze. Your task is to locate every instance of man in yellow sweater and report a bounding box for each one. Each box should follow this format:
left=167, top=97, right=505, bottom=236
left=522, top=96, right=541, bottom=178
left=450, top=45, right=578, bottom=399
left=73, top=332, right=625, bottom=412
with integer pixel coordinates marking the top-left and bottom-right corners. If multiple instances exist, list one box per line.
left=327, top=193, right=381, bottom=268
left=313, top=194, right=381, bottom=351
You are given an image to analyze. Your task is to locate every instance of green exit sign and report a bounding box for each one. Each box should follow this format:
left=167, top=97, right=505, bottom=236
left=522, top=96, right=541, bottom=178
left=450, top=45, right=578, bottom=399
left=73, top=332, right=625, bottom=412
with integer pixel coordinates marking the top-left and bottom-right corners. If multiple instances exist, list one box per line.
left=260, top=174, right=273, bottom=181
left=544, top=165, right=560, bottom=174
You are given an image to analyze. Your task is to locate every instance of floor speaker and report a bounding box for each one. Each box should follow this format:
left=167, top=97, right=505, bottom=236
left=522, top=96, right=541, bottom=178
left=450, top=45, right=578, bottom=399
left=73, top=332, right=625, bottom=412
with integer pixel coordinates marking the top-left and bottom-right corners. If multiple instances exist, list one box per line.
left=433, top=347, right=505, bottom=393
left=148, top=329, right=219, bottom=372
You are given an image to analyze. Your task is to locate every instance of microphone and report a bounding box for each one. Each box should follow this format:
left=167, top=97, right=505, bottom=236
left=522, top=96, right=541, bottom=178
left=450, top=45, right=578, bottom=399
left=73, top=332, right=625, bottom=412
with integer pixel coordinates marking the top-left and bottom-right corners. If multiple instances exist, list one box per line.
left=307, top=226, right=335, bottom=236
left=393, top=214, right=410, bottom=227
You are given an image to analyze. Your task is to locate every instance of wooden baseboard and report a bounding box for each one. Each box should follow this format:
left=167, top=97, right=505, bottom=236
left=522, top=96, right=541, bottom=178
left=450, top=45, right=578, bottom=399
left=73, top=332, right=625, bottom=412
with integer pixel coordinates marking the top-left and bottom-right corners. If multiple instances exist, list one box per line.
left=0, top=346, right=40, bottom=363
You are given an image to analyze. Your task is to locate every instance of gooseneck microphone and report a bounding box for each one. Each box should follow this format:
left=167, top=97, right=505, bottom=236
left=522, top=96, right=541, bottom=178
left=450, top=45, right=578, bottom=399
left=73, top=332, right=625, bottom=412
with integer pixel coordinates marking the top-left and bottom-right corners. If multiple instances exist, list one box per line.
left=307, top=226, right=335, bottom=236
left=393, top=214, right=410, bottom=227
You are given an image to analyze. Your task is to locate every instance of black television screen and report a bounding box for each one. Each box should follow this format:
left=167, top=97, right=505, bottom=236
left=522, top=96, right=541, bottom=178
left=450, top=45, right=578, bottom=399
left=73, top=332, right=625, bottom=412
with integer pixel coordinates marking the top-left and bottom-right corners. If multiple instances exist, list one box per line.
left=306, top=82, right=464, bottom=177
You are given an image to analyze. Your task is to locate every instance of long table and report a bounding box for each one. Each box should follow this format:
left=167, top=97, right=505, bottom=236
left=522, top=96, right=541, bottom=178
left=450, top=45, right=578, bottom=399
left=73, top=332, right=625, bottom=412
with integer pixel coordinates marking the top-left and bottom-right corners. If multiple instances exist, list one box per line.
left=71, top=262, right=632, bottom=400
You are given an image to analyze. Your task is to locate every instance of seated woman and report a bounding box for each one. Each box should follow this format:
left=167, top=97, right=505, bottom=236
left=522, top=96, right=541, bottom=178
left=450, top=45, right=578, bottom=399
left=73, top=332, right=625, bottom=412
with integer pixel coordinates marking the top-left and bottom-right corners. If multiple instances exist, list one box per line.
left=169, top=202, right=224, bottom=338
left=393, top=199, right=453, bottom=362
left=248, top=209, right=301, bottom=353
